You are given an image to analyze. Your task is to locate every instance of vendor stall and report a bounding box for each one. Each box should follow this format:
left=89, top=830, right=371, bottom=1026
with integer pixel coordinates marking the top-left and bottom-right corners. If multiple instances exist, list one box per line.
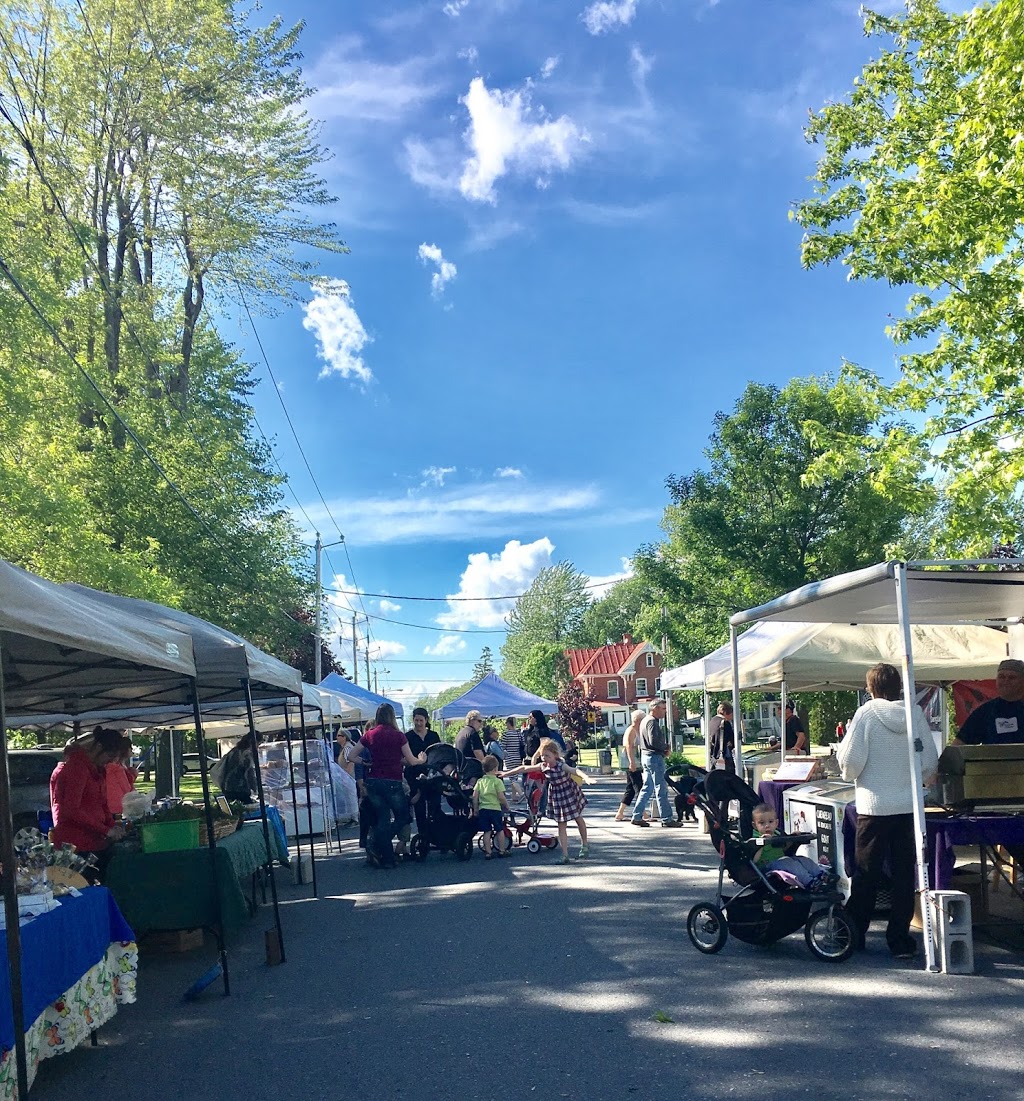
left=0, top=888, right=136, bottom=1101
left=106, top=821, right=287, bottom=937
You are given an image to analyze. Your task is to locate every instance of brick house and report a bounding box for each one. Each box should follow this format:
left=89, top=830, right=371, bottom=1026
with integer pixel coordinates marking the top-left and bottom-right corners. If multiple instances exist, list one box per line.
left=564, top=634, right=663, bottom=735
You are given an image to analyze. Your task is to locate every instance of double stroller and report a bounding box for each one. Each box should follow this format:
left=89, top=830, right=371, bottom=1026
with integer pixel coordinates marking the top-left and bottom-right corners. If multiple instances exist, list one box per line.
left=685, top=768, right=856, bottom=963
left=408, top=743, right=478, bottom=862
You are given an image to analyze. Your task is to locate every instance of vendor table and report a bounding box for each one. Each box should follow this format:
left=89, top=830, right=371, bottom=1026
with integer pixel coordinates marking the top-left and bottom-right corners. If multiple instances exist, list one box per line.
left=106, top=821, right=287, bottom=937
left=756, top=779, right=807, bottom=825
left=243, top=805, right=289, bottom=862
left=1, top=887, right=137, bottom=1101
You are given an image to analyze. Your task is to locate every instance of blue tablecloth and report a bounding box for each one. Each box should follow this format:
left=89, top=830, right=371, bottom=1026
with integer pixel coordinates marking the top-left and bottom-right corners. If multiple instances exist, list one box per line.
left=1, top=887, right=132, bottom=1052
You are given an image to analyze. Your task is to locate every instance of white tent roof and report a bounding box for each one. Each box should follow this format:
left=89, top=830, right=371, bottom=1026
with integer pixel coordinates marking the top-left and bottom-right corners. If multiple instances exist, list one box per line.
left=701, top=622, right=1010, bottom=692
left=661, top=623, right=795, bottom=690
left=732, top=562, right=1024, bottom=627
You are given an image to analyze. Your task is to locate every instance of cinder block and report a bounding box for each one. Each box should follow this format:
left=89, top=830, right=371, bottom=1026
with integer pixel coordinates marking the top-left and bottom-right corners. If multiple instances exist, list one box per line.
left=927, top=890, right=974, bottom=974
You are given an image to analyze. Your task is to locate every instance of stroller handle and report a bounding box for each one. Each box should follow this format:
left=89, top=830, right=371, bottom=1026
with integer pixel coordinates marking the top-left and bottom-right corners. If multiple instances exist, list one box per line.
left=752, top=832, right=815, bottom=846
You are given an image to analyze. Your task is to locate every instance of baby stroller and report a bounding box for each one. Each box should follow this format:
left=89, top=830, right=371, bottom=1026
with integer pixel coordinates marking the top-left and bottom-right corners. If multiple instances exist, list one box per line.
left=685, top=769, right=855, bottom=963
left=409, top=743, right=478, bottom=862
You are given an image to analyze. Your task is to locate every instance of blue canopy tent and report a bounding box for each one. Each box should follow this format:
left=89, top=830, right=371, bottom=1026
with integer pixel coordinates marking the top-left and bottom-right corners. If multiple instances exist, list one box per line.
left=436, top=673, right=556, bottom=720
left=318, top=673, right=404, bottom=722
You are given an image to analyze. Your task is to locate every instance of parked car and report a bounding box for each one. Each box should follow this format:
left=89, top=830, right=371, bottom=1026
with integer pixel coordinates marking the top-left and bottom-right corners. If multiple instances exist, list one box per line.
left=181, top=753, right=221, bottom=774
left=9, top=747, right=64, bottom=831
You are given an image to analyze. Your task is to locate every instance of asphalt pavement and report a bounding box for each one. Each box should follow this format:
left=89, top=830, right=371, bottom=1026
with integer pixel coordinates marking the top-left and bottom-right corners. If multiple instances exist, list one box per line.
left=33, top=778, right=1024, bottom=1101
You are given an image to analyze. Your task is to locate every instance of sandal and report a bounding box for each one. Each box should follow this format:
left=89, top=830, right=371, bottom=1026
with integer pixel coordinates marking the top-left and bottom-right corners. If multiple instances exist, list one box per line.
left=484, top=853, right=495, bottom=860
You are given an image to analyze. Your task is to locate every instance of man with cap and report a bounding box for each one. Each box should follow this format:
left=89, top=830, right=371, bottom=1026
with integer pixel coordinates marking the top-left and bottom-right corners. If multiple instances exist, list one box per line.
left=630, top=698, right=682, bottom=828
left=954, top=659, right=1024, bottom=746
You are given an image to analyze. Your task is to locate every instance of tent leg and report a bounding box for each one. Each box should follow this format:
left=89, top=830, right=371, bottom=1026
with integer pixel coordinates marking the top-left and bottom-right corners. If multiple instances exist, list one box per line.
left=0, top=649, right=30, bottom=1101
left=895, top=563, right=938, bottom=973
left=246, top=681, right=287, bottom=965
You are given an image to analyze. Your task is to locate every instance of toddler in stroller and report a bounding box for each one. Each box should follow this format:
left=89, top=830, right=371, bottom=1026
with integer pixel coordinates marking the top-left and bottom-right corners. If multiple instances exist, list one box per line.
left=408, top=743, right=478, bottom=862
left=685, top=769, right=855, bottom=962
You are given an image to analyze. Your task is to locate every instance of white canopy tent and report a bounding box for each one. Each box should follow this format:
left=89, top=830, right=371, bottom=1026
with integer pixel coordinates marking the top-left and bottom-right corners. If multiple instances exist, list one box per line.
left=728, top=560, right=1024, bottom=973
left=0, top=561, right=199, bottom=1098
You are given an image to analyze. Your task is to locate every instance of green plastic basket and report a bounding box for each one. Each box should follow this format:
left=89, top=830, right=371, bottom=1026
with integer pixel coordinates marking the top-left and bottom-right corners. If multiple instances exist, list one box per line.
left=140, top=818, right=200, bottom=853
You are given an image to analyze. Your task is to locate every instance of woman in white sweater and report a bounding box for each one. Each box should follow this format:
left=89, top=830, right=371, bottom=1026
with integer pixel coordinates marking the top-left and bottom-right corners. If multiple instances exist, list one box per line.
left=837, top=662, right=938, bottom=959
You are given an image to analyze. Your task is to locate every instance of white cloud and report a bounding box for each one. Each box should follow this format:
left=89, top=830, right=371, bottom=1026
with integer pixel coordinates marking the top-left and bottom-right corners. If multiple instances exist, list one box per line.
left=417, top=242, right=458, bottom=296
left=581, top=0, right=638, bottom=35
left=541, top=56, right=560, bottom=79
left=367, top=640, right=407, bottom=659
left=458, top=77, right=590, bottom=203
left=457, top=45, right=479, bottom=64
left=444, top=0, right=471, bottom=15
left=629, top=44, right=653, bottom=94
left=379, top=598, right=402, bottom=613
left=587, top=557, right=634, bottom=598
left=424, top=634, right=469, bottom=656
left=494, top=466, right=523, bottom=478
left=298, top=483, right=600, bottom=545
left=325, top=572, right=364, bottom=617
left=302, top=279, right=372, bottom=384
left=421, top=465, right=457, bottom=487
left=437, top=537, right=555, bottom=630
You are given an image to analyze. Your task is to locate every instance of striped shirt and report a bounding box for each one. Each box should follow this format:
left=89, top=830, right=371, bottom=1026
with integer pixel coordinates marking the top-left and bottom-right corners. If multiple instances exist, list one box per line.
left=500, top=728, right=525, bottom=769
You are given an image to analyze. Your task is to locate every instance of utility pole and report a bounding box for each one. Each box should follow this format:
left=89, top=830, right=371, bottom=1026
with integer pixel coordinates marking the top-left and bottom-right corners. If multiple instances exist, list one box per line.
left=661, top=604, right=674, bottom=748
left=352, top=613, right=358, bottom=685
left=373, top=669, right=378, bottom=694
left=364, top=640, right=370, bottom=689
left=314, top=533, right=322, bottom=684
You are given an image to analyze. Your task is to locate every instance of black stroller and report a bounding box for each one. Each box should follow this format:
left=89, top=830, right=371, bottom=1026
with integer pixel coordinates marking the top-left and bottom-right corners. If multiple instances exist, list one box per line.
left=409, top=743, right=478, bottom=862
left=685, top=769, right=856, bottom=963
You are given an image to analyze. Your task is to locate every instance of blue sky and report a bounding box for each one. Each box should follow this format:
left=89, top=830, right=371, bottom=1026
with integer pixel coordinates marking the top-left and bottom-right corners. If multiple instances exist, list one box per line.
left=220, top=0, right=915, bottom=709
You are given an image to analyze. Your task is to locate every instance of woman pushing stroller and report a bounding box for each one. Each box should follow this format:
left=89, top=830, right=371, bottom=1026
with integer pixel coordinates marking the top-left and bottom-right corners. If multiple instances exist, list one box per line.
left=503, top=737, right=594, bottom=864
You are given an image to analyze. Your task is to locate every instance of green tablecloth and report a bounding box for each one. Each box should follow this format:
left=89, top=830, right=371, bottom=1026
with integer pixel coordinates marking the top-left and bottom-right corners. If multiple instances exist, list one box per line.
left=106, top=822, right=284, bottom=936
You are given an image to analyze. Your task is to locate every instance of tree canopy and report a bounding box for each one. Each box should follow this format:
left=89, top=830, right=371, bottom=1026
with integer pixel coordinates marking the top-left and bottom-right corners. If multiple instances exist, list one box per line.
left=635, top=376, right=925, bottom=663
left=794, top=0, right=1024, bottom=551
left=0, top=0, right=345, bottom=663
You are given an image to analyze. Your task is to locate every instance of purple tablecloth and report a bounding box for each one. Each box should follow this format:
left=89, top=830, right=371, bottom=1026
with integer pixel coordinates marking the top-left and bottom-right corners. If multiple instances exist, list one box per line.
left=755, top=780, right=807, bottom=824
left=843, top=807, right=1024, bottom=889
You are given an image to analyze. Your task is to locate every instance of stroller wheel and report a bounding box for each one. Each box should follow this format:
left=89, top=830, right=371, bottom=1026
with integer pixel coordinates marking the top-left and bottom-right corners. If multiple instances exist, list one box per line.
left=687, top=903, right=728, bottom=954
left=411, top=835, right=429, bottom=862
left=805, top=906, right=856, bottom=963
left=455, top=833, right=474, bottom=861
left=526, top=838, right=541, bottom=854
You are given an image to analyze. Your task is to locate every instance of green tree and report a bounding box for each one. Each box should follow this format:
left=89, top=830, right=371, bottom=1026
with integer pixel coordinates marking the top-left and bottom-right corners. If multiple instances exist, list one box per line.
left=577, top=577, right=647, bottom=647
left=471, top=646, right=495, bottom=682
left=637, top=376, right=926, bottom=664
left=793, top=0, right=1024, bottom=551
left=500, top=561, right=590, bottom=686
left=517, top=641, right=569, bottom=700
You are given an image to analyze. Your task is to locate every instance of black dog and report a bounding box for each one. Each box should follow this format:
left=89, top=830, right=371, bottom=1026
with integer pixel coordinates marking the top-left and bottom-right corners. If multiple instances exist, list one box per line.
left=667, top=773, right=699, bottom=822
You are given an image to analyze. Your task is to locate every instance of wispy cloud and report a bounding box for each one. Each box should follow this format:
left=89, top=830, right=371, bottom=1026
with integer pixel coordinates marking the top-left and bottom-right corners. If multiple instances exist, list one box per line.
left=541, top=56, right=560, bottom=79
left=444, top=0, right=472, bottom=15
left=421, top=465, right=457, bottom=487
left=424, top=634, right=468, bottom=656
left=417, top=242, right=458, bottom=296
left=298, top=483, right=601, bottom=545
left=581, top=0, right=638, bottom=36
left=302, top=279, right=372, bottom=384
left=495, top=466, right=523, bottom=478
left=437, top=538, right=555, bottom=629
left=379, top=598, right=402, bottom=613
left=562, top=196, right=671, bottom=226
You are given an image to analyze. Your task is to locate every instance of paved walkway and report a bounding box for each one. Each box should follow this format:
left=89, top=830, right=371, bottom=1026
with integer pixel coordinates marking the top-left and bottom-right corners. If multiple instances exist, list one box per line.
left=34, top=779, right=1024, bottom=1101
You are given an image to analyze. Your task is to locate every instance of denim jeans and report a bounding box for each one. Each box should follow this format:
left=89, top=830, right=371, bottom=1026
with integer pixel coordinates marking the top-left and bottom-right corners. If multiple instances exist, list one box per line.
left=631, top=751, right=671, bottom=823
left=364, top=778, right=412, bottom=861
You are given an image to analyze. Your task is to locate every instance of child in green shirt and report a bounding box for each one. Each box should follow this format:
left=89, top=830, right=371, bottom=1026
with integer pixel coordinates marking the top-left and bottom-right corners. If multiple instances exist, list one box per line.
left=473, top=755, right=510, bottom=858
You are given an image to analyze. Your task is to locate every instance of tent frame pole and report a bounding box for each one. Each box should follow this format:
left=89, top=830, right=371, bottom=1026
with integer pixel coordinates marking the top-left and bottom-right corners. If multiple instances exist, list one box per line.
left=730, top=625, right=743, bottom=779
left=245, top=681, right=286, bottom=964
left=0, top=644, right=30, bottom=1101
left=894, top=563, right=938, bottom=973
left=296, top=704, right=319, bottom=897
left=191, top=678, right=230, bottom=996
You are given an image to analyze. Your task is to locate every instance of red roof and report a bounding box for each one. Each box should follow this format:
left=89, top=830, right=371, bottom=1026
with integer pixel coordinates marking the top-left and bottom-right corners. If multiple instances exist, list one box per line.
left=566, top=640, right=652, bottom=677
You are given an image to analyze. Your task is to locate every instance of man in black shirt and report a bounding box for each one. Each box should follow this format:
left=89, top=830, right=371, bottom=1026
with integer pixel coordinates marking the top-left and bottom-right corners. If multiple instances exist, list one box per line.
left=454, top=710, right=487, bottom=763
left=955, top=659, right=1024, bottom=745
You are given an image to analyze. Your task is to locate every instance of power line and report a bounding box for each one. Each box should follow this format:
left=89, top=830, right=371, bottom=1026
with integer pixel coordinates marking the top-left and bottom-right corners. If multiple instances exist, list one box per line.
left=334, top=608, right=507, bottom=635
left=325, top=577, right=633, bottom=602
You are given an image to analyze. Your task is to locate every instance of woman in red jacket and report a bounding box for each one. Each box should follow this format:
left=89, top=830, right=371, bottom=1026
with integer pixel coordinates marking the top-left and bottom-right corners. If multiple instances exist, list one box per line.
left=51, top=727, right=125, bottom=878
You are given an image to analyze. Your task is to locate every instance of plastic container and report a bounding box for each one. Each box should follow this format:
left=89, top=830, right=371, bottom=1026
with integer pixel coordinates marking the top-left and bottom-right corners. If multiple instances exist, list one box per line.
left=141, top=818, right=200, bottom=853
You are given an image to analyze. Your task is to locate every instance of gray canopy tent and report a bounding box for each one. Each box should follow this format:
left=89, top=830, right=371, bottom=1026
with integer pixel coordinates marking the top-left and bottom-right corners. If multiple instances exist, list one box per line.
left=728, top=560, right=1024, bottom=973
left=61, top=583, right=321, bottom=922
left=0, top=560, right=198, bottom=1100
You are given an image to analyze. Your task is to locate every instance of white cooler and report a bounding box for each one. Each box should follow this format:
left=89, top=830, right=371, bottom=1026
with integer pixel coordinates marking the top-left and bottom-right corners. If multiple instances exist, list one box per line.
left=782, top=780, right=857, bottom=895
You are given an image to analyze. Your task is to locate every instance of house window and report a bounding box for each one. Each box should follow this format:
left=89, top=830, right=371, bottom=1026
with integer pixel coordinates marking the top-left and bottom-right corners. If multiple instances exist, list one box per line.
left=607, top=680, right=619, bottom=699
left=655, top=676, right=661, bottom=692
left=636, top=677, right=648, bottom=696
left=646, top=652, right=655, bottom=667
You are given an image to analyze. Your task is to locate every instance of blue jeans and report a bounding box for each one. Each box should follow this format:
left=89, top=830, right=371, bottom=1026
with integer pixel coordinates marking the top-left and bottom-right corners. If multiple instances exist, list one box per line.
left=631, top=751, right=671, bottom=823
left=365, top=778, right=411, bottom=861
